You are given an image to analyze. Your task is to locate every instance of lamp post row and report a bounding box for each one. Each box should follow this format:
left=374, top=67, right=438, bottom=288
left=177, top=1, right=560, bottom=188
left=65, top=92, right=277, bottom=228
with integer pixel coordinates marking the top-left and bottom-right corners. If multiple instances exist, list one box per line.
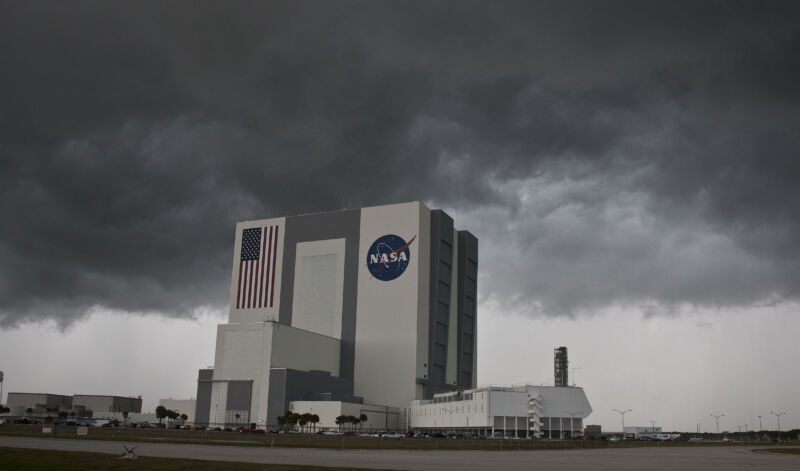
left=613, top=409, right=631, bottom=435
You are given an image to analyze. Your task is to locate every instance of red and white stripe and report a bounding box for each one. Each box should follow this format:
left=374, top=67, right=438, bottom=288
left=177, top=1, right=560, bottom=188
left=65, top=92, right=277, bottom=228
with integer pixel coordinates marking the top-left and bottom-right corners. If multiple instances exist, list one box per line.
left=236, top=225, right=279, bottom=309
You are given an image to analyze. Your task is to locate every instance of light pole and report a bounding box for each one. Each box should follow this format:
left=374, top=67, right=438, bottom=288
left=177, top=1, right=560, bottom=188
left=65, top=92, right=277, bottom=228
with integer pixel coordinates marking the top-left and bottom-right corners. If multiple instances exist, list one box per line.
left=613, top=409, right=631, bottom=436
left=770, top=411, right=786, bottom=432
left=650, top=420, right=657, bottom=433
left=758, top=415, right=762, bottom=432
left=565, top=411, right=582, bottom=439
left=710, top=414, right=724, bottom=435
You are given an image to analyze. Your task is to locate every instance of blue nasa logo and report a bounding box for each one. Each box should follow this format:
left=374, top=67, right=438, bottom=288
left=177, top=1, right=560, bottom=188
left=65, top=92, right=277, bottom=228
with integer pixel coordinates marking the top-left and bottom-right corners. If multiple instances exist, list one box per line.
left=366, top=234, right=417, bottom=281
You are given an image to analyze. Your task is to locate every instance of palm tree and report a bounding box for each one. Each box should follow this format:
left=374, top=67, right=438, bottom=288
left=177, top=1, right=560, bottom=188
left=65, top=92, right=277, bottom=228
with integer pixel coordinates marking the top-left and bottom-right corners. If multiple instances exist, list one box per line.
left=281, top=411, right=300, bottom=432
left=335, top=415, right=344, bottom=433
left=311, top=414, right=320, bottom=433
left=359, top=414, right=368, bottom=433
left=299, top=413, right=311, bottom=433
left=155, top=405, right=168, bottom=424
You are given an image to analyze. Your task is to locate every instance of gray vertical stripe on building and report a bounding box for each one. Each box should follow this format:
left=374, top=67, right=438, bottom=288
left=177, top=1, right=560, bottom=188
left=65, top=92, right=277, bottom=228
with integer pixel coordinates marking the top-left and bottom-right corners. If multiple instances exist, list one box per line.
left=225, top=380, right=253, bottom=424
left=267, top=369, right=287, bottom=427
left=456, top=230, right=478, bottom=390
left=425, top=210, right=455, bottom=398
left=278, top=208, right=361, bottom=383
left=226, top=381, right=253, bottom=412
left=194, top=368, right=213, bottom=425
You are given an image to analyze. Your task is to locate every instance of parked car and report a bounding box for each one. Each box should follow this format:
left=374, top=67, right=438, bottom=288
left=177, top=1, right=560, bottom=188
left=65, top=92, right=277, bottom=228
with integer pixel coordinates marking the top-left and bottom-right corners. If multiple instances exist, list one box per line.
left=382, top=432, right=404, bottom=439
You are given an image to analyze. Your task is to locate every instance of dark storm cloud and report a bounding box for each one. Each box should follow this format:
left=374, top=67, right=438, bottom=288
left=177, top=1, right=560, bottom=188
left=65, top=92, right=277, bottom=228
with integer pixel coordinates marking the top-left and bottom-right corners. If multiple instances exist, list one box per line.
left=1, top=1, right=799, bottom=326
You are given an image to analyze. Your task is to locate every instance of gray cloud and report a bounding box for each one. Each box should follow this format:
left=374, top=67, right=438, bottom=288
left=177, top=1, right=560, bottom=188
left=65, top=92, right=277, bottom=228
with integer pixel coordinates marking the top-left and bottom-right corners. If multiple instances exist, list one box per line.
left=1, top=1, right=799, bottom=326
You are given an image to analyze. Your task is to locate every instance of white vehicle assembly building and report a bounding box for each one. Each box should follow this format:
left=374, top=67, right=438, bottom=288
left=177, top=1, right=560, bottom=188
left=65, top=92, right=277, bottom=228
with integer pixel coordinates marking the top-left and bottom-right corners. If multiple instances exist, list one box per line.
left=194, top=201, right=592, bottom=434
left=195, top=202, right=478, bottom=429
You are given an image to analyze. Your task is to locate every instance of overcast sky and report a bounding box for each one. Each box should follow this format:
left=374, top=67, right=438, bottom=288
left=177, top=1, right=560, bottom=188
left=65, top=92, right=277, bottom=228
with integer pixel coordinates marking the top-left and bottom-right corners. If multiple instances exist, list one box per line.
left=1, top=1, right=798, bottom=432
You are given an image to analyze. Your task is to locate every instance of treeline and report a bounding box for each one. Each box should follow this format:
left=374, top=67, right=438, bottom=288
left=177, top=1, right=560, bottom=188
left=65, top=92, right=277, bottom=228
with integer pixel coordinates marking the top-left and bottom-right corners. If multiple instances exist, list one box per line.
left=277, top=411, right=369, bottom=432
left=155, top=405, right=188, bottom=423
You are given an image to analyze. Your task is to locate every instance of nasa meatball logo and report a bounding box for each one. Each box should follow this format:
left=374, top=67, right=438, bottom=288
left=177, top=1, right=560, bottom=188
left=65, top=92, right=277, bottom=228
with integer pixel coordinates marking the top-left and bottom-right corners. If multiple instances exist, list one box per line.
left=366, top=234, right=416, bottom=281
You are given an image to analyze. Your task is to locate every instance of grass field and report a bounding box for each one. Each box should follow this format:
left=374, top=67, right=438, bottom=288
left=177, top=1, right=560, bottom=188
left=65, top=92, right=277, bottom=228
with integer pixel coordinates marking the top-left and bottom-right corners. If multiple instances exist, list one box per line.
left=0, top=424, right=795, bottom=452
left=754, top=447, right=800, bottom=456
left=0, top=424, right=611, bottom=451
left=0, top=447, right=399, bottom=471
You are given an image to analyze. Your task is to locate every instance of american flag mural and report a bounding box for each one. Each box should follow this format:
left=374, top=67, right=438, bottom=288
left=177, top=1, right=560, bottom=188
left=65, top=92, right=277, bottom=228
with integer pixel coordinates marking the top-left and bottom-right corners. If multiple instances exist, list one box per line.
left=236, top=225, right=279, bottom=309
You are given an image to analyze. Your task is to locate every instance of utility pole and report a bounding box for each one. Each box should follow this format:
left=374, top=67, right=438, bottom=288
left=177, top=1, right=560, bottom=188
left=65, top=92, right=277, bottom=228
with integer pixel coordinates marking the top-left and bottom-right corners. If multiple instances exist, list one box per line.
left=710, top=414, right=724, bottom=435
left=770, top=411, right=786, bottom=432
left=613, top=409, right=631, bottom=436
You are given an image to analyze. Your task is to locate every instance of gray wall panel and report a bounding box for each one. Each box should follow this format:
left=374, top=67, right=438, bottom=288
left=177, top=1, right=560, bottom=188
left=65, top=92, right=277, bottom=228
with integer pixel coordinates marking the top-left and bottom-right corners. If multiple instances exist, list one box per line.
left=194, top=368, right=213, bottom=425
left=267, top=369, right=287, bottom=427
left=425, top=210, right=454, bottom=398
left=456, top=230, right=478, bottom=390
left=226, top=381, right=253, bottom=411
left=278, top=209, right=361, bottom=383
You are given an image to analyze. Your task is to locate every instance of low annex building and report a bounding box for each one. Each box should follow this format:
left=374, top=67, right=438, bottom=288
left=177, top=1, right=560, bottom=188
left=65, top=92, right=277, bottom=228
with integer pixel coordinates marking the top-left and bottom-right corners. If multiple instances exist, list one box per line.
left=6, top=392, right=141, bottom=417
left=5, top=393, right=72, bottom=417
left=158, top=398, right=197, bottom=423
left=409, top=385, right=592, bottom=439
left=72, top=395, right=142, bottom=414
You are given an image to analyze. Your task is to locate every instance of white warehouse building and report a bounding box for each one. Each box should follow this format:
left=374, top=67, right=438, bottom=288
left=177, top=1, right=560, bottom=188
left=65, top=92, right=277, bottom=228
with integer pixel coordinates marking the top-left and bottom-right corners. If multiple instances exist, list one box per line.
left=410, top=385, right=592, bottom=439
left=195, top=202, right=478, bottom=429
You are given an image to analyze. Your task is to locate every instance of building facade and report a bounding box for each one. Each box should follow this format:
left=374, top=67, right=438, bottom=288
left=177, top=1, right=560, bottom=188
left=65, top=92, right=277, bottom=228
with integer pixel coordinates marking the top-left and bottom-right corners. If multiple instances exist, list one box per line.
left=624, top=426, right=663, bottom=438
left=288, top=400, right=400, bottom=431
left=409, top=385, right=592, bottom=439
left=195, top=202, right=478, bottom=428
left=7, top=393, right=141, bottom=417
left=6, top=393, right=72, bottom=416
left=158, top=398, right=197, bottom=423
left=71, top=395, right=142, bottom=414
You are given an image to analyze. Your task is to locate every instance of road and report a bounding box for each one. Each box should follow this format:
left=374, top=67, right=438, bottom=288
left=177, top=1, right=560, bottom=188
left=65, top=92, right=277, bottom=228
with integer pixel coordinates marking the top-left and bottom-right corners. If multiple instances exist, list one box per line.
left=0, top=436, right=797, bottom=470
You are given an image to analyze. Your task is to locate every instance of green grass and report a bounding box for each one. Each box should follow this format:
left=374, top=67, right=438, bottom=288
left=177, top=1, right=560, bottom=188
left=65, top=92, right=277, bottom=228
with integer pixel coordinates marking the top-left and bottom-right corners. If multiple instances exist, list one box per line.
left=0, top=447, right=398, bottom=470
left=754, top=447, right=800, bottom=456
left=1, top=425, right=795, bottom=452
left=0, top=425, right=610, bottom=451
